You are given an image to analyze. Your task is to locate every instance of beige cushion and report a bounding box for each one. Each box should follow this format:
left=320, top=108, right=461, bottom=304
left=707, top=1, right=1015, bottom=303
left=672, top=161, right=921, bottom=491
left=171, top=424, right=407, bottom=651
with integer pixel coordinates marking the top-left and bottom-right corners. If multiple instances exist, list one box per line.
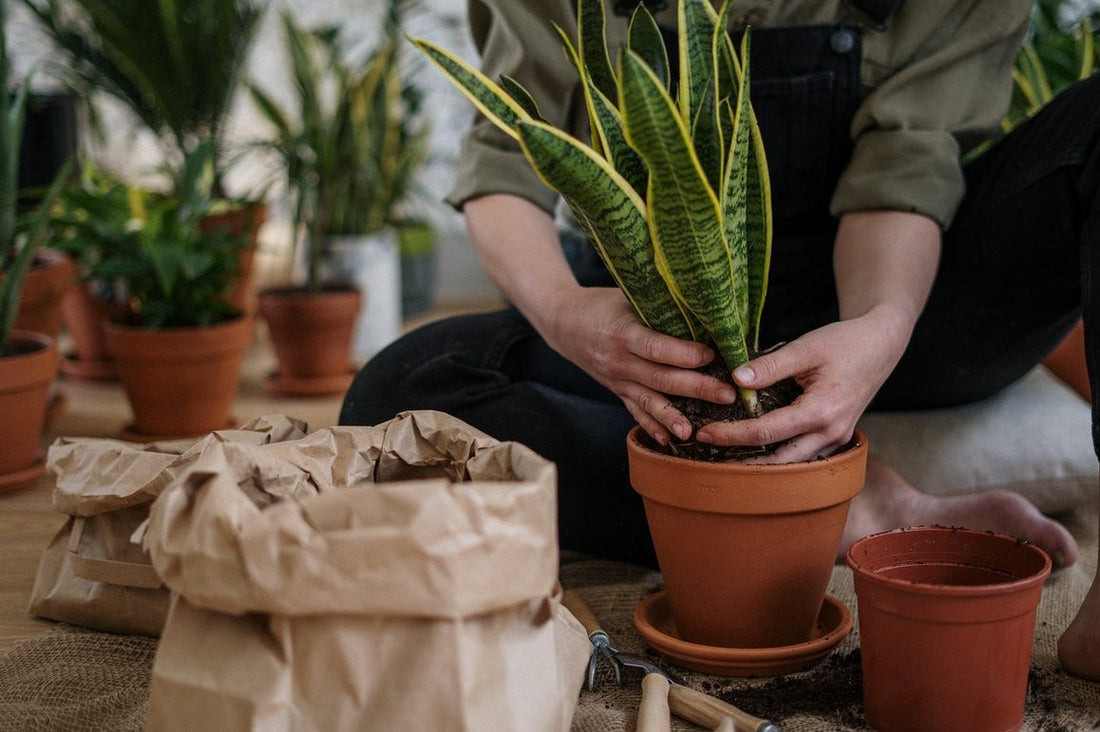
left=858, top=367, right=1098, bottom=514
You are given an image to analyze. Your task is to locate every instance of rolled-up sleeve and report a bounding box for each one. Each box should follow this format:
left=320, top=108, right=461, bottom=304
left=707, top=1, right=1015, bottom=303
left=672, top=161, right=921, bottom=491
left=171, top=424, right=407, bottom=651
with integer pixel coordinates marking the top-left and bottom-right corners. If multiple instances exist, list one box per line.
left=445, top=0, right=582, bottom=215
left=831, top=0, right=1031, bottom=229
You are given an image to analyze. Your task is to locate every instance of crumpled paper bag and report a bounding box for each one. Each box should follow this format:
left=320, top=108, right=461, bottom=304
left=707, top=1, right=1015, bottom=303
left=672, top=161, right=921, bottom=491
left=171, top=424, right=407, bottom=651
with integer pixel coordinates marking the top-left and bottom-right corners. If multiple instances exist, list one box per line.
left=142, top=410, right=591, bottom=732
left=28, top=416, right=309, bottom=636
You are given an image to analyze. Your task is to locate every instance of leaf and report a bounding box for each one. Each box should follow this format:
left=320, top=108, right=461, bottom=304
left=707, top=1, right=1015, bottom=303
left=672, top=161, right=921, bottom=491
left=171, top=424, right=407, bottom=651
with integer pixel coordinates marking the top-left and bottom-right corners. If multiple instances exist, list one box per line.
left=499, top=74, right=543, bottom=119
left=627, top=5, right=669, bottom=90
left=516, top=119, right=693, bottom=339
left=619, top=50, right=749, bottom=372
left=677, top=0, right=719, bottom=124
left=577, top=0, right=617, bottom=103
left=410, top=37, right=533, bottom=140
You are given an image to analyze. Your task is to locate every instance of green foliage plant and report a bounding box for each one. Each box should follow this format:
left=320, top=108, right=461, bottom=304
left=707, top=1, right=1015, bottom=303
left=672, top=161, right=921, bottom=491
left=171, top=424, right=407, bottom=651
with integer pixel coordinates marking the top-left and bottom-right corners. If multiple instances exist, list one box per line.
left=413, top=0, right=772, bottom=415
left=46, top=141, right=246, bottom=329
left=248, top=0, right=429, bottom=294
left=0, top=0, right=70, bottom=355
left=19, top=0, right=266, bottom=195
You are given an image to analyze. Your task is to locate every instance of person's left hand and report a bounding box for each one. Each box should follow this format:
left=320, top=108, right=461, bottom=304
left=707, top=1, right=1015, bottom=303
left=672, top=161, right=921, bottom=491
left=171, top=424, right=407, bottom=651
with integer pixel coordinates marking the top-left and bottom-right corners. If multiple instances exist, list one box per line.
left=694, top=304, right=911, bottom=463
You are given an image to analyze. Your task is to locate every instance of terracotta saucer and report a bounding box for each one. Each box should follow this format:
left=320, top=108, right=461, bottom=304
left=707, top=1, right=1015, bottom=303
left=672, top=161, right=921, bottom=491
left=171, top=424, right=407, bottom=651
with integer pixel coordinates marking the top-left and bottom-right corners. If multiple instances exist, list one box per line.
left=60, top=353, right=118, bottom=381
left=263, top=369, right=355, bottom=397
left=119, top=420, right=238, bottom=444
left=0, top=457, right=46, bottom=493
left=633, top=591, right=853, bottom=677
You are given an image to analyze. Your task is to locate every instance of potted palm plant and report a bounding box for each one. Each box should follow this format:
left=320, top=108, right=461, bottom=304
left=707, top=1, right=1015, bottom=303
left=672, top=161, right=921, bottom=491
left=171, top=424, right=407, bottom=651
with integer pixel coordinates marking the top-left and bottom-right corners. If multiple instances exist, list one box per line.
left=249, top=0, right=429, bottom=394
left=0, top=0, right=70, bottom=491
left=20, top=0, right=268, bottom=313
left=414, top=0, right=867, bottom=663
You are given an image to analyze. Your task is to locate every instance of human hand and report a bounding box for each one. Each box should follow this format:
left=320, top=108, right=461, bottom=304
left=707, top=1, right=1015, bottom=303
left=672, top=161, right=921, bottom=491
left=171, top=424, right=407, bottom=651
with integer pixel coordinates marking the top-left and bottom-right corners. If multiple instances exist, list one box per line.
left=694, top=306, right=912, bottom=463
left=540, top=286, right=739, bottom=446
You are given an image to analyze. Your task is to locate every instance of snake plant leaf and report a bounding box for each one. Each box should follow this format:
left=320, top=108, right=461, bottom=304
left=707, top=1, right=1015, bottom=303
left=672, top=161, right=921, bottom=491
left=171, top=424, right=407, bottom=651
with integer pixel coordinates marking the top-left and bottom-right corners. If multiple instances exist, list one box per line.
left=722, top=34, right=752, bottom=337
left=619, top=49, right=750, bottom=374
left=692, top=81, right=722, bottom=195
left=577, top=0, right=617, bottom=104
left=712, top=0, right=739, bottom=110
left=627, top=5, right=670, bottom=91
left=737, top=32, right=774, bottom=351
left=516, top=119, right=693, bottom=339
left=499, top=74, right=543, bottom=120
left=410, top=37, right=533, bottom=140
left=677, top=0, right=719, bottom=124
left=555, top=24, right=648, bottom=196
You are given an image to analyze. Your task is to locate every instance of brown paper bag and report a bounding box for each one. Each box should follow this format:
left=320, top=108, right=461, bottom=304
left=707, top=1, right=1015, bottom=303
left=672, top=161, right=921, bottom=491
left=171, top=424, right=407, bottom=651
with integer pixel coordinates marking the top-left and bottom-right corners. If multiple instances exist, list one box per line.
left=143, top=411, right=591, bottom=732
left=28, top=416, right=309, bottom=636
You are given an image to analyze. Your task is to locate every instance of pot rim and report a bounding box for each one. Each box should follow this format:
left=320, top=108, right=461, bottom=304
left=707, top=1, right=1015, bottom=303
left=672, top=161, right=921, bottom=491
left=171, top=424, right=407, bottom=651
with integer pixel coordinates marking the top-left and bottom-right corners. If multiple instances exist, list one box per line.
left=626, top=424, right=868, bottom=475
left=846, top=525, right=1052, bottom=597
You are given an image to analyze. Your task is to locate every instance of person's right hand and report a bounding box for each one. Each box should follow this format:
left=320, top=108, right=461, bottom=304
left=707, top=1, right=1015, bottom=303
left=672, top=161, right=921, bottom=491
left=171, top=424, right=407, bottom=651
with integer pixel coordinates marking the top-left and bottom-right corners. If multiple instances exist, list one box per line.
left=537, top=285, right=739, bottom=446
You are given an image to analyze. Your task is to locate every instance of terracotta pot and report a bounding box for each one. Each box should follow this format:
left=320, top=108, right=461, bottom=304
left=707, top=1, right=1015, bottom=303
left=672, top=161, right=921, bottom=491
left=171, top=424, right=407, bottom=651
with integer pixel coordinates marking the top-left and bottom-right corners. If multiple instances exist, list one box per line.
left=258, top=286, right=361, bottom=396
left=104, top=316, right=253, bottom=440
left=59, top=280, right=127, bottom=380
left=847, top=526, right=1051, bottom=732
left=627, top=426, right=867, bottom=650
left=201, top=201, right=267, bottom=315
left=0, top=330, right=58, bottom=491
left=11, top=249, right=76, bottom=339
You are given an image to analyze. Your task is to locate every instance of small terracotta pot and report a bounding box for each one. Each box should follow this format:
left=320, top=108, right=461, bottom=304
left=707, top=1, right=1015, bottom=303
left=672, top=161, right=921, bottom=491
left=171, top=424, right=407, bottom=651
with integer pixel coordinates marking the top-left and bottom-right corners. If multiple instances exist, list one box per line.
left=105, top=316, right=253, bottom=439
left=0, top=331, right=58, bottom=490
left=201, top=201, right=267, bottom=315
left=627, top=426, right=867, bottom=649
left=12, top=249, right=76, bottom=339
left=847, top=526, right=1051, bottom=732
left=59, top=280, right=127, bottom=380
left=258, top=286, right=361, bottom=395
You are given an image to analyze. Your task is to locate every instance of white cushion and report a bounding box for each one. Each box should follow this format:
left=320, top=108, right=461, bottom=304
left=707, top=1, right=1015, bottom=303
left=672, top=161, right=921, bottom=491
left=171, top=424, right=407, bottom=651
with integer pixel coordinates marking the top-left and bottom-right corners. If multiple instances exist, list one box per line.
left=858, top=367, right=1098, bottom=514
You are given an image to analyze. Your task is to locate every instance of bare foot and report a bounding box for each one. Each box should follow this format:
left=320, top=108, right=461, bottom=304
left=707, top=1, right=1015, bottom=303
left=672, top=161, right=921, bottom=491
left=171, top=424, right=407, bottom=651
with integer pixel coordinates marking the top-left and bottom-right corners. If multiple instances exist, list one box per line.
left=840, top=453, right=1079, bottom=568
left=1059, top=575, right=1100, bottom=681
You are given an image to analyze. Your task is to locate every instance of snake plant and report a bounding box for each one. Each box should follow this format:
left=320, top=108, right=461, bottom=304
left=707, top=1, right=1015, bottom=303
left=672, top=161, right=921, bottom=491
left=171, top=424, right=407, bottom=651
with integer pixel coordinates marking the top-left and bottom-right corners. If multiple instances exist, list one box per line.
left=412, top=0, right=772, bottom=415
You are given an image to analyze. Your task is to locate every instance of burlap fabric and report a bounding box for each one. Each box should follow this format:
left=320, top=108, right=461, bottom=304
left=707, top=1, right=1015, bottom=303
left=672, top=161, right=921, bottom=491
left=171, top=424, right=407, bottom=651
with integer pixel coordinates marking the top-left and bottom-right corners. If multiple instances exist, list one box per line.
left=2, top=505, right=1098, bottom=731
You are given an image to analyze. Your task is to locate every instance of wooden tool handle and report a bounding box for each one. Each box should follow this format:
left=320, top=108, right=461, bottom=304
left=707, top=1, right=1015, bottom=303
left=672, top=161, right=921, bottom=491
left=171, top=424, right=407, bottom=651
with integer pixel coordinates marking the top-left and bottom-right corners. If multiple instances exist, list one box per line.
left=636, top=672, right=671, bottom=732
left=667, top=684, right=776, bottom=732
left=562, top=589, right=607, bottom=638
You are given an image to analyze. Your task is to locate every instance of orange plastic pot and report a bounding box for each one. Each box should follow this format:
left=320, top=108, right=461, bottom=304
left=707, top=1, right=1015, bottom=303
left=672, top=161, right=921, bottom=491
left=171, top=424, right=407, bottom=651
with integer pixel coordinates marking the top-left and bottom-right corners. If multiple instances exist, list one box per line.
left=847, top=526, right=1051, bottom=732
left=0, top=331, right=58, bottom=490
left=258, top=286, right=361, bottom=395
left=627, top=426, right=867, bottom=649
left=105, top=316, right=253, bottom=440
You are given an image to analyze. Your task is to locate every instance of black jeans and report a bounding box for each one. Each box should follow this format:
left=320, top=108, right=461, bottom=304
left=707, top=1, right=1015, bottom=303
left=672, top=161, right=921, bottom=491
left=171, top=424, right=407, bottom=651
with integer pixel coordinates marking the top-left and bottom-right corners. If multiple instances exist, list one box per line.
left=342, top=58, right=1100, bottom=568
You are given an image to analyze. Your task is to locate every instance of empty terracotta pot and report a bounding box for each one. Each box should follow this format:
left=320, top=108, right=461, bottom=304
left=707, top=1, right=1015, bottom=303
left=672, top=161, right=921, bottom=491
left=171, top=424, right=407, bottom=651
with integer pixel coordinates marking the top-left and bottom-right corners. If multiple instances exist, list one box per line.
left=847, top=526, right=1052, bottom=732
left=12, top=249, right=76, bottom=339
left=627, top=426, right=867, bottom=650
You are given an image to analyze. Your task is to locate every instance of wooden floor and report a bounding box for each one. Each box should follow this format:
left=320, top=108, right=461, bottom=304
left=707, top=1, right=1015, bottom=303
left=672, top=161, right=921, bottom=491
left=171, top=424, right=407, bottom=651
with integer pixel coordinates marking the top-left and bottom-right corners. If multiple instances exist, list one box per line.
left=0, top=300, right=500, bottom=654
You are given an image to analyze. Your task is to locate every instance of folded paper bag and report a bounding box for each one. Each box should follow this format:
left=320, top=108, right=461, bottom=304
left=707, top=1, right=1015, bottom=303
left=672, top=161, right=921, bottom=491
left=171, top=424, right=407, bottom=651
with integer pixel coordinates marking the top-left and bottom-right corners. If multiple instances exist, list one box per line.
left=27, top=416, right=310, bottom=637
left=143, top=411, right=591, bottom=732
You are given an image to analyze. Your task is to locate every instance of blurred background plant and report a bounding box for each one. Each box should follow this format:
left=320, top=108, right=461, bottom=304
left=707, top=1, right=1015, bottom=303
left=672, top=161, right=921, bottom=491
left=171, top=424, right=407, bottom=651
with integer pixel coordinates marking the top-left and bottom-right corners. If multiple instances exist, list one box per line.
left=19, top=0, right=267, bottom=198
left=247, top=0, right=429, bottom=294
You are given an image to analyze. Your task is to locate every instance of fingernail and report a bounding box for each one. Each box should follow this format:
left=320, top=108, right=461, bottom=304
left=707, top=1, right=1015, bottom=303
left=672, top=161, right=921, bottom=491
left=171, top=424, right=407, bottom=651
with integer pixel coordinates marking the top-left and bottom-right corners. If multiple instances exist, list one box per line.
left=696, top=431, right=713, bottom=444
left=674, top=422, right=691, bottom=440
left=733, top=365, right=754, bottom=384
left=717, top=388, right=737, bottom=404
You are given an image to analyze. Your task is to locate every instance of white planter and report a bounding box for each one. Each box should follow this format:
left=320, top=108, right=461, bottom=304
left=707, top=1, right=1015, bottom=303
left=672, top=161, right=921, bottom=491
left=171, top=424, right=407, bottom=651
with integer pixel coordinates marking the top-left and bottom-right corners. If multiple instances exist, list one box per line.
left=322, top=232, right=402, bottom=362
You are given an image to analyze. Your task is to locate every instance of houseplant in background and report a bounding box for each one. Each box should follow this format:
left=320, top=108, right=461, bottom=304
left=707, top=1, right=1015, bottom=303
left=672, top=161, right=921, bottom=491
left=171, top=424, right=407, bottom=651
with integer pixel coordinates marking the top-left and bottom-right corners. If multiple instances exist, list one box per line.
left=19, top=0, right=269, bottom=314
left=248, top=0, right=429, bottom=394
left=414, top=0, right=866, bottom=670
left=87, top=141, right=254, bottom=441
left=0, top=0, right=70, bottom=491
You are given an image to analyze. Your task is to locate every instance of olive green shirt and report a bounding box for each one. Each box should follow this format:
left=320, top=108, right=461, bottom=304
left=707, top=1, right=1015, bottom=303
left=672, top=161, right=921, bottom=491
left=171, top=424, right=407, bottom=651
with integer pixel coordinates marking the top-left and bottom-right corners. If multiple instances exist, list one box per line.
left=446, top=0, right=1031, bottom=230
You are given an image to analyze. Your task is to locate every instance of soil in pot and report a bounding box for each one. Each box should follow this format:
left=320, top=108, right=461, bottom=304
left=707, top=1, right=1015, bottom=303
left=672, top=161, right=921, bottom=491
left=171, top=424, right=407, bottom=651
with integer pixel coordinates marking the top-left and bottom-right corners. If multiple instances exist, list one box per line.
left=0, top=331, right=58, bottom=491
